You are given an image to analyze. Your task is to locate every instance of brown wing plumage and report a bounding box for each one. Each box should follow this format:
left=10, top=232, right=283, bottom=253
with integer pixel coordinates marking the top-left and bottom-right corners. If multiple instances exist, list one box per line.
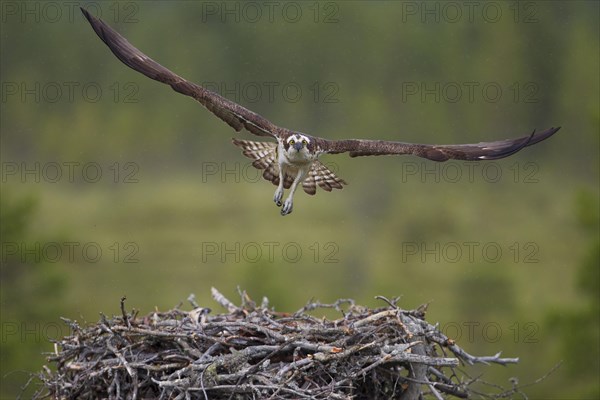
left=231, top=139, right=292, bottom=189
left=318, top=127, right=560, bottom=161
left=231, top=139, right=277, bottom=169
left=303, top=161, right=347, bottom=195
left=80, top=8, right=280, bottom=138
left=231, top=139, right=281, bottom=185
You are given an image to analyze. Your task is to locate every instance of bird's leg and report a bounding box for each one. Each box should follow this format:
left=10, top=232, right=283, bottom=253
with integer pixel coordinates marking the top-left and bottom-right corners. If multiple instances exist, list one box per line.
left=273, top=168, right=285, bottom=207
left=281, top=169, right=307, bottom=216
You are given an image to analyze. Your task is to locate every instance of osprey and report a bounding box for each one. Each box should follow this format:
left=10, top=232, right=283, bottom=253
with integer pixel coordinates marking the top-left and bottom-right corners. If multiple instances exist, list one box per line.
left=81, top=8, right=559, bottom=216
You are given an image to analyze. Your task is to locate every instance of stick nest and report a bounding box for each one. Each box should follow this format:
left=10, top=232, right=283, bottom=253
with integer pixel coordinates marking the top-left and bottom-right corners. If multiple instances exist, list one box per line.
left=34, top=288, right=519, bottom=399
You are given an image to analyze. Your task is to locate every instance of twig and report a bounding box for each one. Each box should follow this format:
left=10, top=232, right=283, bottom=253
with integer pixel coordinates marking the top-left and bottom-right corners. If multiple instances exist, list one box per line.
left=120, top=296, right=131, bottom=329
left=211, top=287, right=240, bottom=313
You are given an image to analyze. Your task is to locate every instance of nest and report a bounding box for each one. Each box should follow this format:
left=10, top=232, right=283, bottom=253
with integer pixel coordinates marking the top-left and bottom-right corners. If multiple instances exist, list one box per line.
left=34, top=288, right=519, bottom=399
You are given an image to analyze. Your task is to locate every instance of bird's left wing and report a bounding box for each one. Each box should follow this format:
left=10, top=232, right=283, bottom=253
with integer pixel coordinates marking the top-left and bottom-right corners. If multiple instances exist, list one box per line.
left=318, top=127, right=560, bottom=161
left=80, top=8, right=280, bottom=138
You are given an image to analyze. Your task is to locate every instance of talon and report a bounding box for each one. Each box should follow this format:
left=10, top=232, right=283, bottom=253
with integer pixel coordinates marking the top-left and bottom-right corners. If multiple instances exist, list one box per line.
left=280, top=199, right=293, bottom=215
left=273, top=189, right=284, bottom=207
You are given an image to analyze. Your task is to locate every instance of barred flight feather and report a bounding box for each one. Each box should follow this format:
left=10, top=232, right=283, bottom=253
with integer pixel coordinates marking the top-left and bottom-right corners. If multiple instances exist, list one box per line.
left=303, top=161, right=347, bottom=195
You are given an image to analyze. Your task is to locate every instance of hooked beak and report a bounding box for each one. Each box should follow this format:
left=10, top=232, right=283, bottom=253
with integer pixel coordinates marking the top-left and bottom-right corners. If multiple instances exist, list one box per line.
left=293, top=142, right=303, bottom=151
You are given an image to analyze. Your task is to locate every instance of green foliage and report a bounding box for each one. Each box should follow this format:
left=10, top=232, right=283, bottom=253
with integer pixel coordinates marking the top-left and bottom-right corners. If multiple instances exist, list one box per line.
left=0, top=191, right=36, bottom=243
left=545, top=191, right=599, bottom=398
left=0, top=190, right=68, bottom=397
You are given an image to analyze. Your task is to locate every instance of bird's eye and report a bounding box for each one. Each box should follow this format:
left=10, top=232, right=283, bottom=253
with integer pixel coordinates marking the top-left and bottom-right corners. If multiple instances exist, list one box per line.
left=289, top=139, right=295, bottom=145
left=302, top=140, right=307, bottom=145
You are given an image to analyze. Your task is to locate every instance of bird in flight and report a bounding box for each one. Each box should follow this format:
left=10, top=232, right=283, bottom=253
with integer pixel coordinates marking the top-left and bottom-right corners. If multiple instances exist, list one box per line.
left=81, top=8, right=559, bottom=216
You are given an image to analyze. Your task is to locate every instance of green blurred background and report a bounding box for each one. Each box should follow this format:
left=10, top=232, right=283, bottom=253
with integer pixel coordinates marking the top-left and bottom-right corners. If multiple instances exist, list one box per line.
left=1, top=1, right=598, bottom=398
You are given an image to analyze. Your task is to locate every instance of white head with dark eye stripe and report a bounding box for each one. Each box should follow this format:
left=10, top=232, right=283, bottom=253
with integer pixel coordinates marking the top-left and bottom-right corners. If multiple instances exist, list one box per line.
left=284, top=134, right=313, bottom=159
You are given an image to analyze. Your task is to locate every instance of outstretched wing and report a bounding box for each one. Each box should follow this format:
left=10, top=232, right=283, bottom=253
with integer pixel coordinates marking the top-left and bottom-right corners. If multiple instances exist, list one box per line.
left=80, top=8, right=281, bottom=139
left=318, top=127, right=560, bottom=161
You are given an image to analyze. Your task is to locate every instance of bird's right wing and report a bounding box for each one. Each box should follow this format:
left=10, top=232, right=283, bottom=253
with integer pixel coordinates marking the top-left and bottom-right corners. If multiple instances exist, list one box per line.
left=80, top=8, right=281, bottom=138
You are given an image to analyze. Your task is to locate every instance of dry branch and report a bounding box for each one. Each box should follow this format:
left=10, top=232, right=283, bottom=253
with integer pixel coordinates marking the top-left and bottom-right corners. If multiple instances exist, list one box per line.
left=33, top=288, right=520, bottom=399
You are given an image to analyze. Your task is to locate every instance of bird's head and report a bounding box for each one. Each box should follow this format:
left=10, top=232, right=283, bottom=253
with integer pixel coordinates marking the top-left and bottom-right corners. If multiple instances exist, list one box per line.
left=284, top=133, right=313, bottom=159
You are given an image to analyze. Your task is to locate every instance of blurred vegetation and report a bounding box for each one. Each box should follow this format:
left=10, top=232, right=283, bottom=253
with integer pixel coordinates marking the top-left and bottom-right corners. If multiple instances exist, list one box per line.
left=1, top=1, right=598, bottom=398
left=0, top=191, right=68, bottom=396
left=545, top=191, right=600, bottom=398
